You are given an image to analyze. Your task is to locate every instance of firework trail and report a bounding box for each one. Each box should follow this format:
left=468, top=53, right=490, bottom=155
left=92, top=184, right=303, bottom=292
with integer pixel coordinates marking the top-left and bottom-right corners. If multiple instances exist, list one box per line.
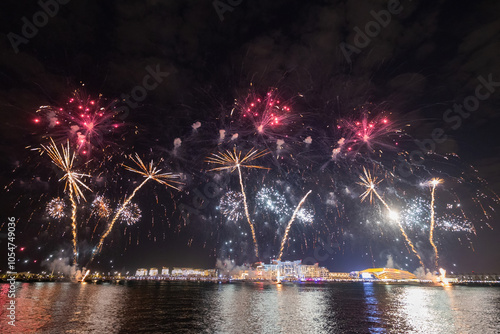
left=206, top=147, right=269, bottom=258
left=89, top=154, right=181, bottom=264
left=428, top=178, right=443, bottom=268
left=41, top=139, right=91, bottom=265
left=277, top=190, right=312, bottom=261
left=358, top=167, right=425, bottom=268
left=80, top=269, right=90, bottom=282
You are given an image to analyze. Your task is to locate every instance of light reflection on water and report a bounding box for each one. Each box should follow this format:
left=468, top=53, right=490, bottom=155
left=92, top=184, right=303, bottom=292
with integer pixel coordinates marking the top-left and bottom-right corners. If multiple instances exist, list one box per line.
left=1, top=282, right=499, bottom=333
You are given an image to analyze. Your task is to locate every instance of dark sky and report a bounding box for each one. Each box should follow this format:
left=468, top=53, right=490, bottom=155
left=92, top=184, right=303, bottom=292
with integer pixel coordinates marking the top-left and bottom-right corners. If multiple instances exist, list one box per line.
left=1, top=0, right=499, bottom=274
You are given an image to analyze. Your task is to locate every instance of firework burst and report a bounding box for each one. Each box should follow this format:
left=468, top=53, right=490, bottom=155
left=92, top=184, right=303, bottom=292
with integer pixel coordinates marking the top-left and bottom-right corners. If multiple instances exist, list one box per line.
left=118, top=202, right=142, bottom=225
left=219, top=191, right=245, bottom=222
left=34, top=91, right=124, bottom=156
left=91, top=195, right=112, bottom=219
left=41, top=138, right=91, bottom=265
left=236, top=88, right=294, bottom=138
left=46, top=197, right=66, bottom=219
left=89, top=154, right=181, bottom=264
left=207, top=147, right=269, bottom=258
left=358, top=167, right=425, bottom=269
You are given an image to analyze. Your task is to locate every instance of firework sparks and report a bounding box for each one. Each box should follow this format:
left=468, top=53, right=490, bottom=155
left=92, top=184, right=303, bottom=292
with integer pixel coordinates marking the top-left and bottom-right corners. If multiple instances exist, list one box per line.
left=41, top=139, right=91, bottom=200
left=207, top=147, right=269, bottom=258
left=118, top=202, right=142, bottom=225
left=89, top=154, right=181, bottom=264
left=219, top=191, right=244, bottom=222
left=358, top=167, right=425, bottom=268
left=237, top=89, right=293, bottom=137
left=427, top=178, right=443, bottom=268
left=46, top=197, right=66, bottom=219
left=34, top=92, right=124, bottom=155
left=91, top=195, right=111, bottom=219
left=256, top=187, right=314, bottom=223
left=80, top=269, right=90, bottom=282
left=277, top=190, right=312, bottom=261
left=41, top=139, right=91, bottom=265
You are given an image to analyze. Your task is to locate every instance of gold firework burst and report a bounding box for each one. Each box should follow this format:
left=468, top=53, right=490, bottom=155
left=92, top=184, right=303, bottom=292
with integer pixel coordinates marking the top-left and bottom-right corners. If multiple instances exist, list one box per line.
left=41, top=138, right=91, bottom=200
left=123, top=153, right=183, bottom=190
left=206, top=147, right=269, bottom=259
left=357, top=167, right=383, bottom=203
left=206, top=147, right=270, bottom=172
left=89, top=154, right=181, bottom=265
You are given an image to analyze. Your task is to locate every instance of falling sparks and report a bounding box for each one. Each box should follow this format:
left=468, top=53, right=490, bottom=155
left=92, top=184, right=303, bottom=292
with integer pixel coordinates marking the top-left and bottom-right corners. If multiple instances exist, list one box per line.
left=41, top=139, right=91, bottom=265
left=219, top=191, right=244, bottom=222
left=358, top=167, right=425, bottom=269
left=207, top=147, right=269, bottom=258
left=89, top=154, right=181, bottom=264
left=256, top=188, right=314, bottom=223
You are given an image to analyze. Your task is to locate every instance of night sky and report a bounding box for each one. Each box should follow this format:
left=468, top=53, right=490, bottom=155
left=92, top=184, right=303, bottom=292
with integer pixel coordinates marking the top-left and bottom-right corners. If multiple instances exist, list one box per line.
left=1, top=0, right=499, bottom=274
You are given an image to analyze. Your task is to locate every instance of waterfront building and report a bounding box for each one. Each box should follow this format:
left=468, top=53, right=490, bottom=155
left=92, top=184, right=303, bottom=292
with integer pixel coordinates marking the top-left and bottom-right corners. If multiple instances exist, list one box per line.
left=357, top=268, right=417, bottom=280
left=149, top=268, right=158, bottom=276
left=135, top=268, right=148, bottom=276
left=328, top=272, right=351, bottom=280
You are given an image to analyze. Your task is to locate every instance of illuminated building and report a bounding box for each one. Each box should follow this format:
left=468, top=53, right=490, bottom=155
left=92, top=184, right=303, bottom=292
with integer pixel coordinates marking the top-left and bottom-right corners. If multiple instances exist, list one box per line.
left=161, top=267, right=169, bottom=276
left=135, top=268, right=147, bottom=276
left=328, top=272, right=351, bottom=280
left=357, top=268, right=417, bottom=280
left=170, top=267, right=217, bottom=278
left=253, top=260, right=331, bottom=281
left=149, top=268, right=158, bottom=276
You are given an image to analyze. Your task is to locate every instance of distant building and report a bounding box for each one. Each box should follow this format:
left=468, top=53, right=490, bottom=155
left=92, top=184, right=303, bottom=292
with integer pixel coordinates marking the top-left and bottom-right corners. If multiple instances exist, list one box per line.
left=358, top=268, right=417, bottom=280
left=149, top=268, right=158, bottom=276
left=161, top=267, right=169, bottom=276
left=328, top=272, right=351, bottom=280
left=135, top=268, right=147, bottom=276
left=247, top=260, right=345, bottom=281
left=277, top=260, right=302, bottom=281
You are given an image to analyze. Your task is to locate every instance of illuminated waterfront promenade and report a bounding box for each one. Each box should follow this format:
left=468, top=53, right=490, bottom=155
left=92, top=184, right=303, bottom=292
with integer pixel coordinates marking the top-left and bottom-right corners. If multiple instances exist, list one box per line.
left=2, top=260, right=499, bottom=285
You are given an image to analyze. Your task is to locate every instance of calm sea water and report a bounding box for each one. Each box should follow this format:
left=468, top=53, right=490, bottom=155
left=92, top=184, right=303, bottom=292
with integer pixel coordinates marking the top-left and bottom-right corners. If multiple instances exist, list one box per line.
left=1, top=281, right=499, bottom=333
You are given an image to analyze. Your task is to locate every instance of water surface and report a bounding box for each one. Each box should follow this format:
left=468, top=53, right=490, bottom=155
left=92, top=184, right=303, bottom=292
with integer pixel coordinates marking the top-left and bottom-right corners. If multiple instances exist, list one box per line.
left=1, top=281, right=499, bottom=333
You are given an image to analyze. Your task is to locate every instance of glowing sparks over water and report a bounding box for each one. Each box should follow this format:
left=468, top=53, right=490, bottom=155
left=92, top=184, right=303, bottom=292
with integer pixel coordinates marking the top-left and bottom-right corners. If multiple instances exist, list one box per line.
left=427, top=178, right=443, bottom=268
left=207, top=148, right=269, bottom=258
left=41, top=139, right=91, bottom=265
left=358, top=167, right=425, bottom=269
left=89, top=154, right=181, bottom=264
left=278, top=190, right=312, bottom=261
left=81, top=269, right=90, bottom=282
